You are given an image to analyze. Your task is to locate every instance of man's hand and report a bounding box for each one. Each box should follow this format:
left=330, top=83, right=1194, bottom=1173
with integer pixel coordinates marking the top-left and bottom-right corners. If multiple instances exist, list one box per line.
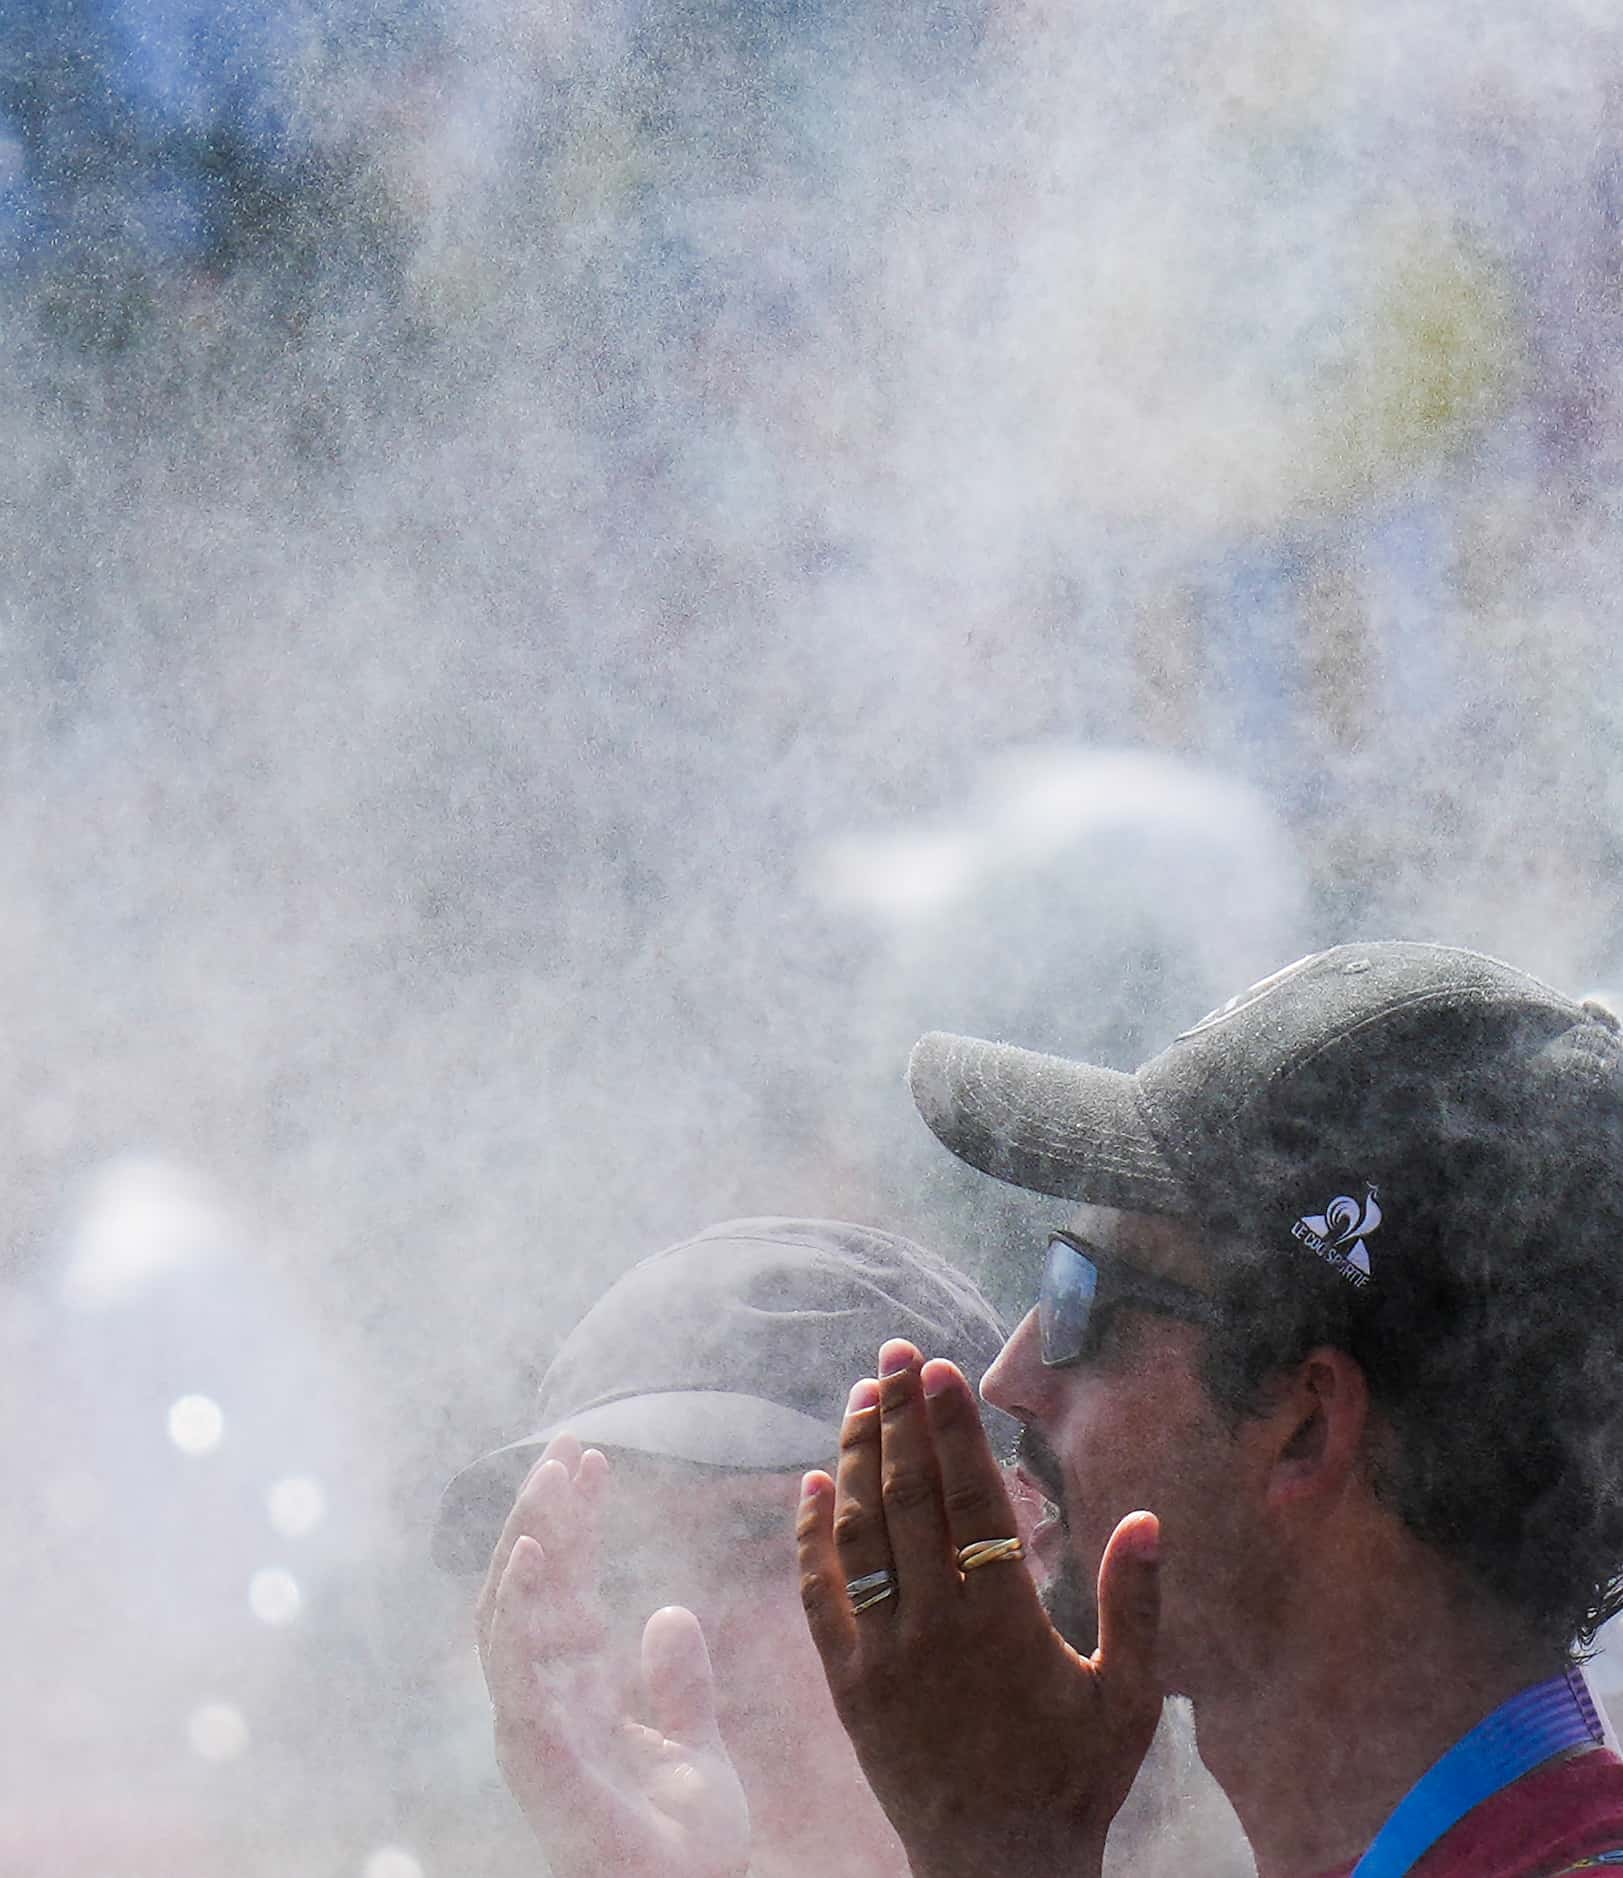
left=797, top=1343, right=1162, bottom=1878
left=477, top=1436, right=750, bottom=1878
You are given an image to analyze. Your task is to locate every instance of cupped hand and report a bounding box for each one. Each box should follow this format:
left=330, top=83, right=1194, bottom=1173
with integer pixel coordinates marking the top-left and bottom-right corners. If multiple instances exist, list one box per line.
left=797, top=1344, right=1162, bottom=1878
left=477, top=1436, right=751, bottom=1878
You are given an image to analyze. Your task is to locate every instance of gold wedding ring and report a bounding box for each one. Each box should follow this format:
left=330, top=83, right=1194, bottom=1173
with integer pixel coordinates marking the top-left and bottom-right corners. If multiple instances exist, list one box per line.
left=846, top=1567, right=899, bottom=1613
left=957, top=1536, right=1025, bottom=1573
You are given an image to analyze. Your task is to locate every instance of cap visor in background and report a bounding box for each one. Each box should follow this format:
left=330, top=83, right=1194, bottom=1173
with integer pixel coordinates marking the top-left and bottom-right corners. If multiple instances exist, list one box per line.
left=433, top=1390, right=838, bottom=1573
left=907, top=1031, right=1187, bottom=1212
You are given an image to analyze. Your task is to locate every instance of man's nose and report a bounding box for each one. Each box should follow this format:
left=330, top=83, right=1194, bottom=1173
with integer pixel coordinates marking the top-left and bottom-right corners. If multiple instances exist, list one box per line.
left=981, top=1306, right=1050, bottom=1419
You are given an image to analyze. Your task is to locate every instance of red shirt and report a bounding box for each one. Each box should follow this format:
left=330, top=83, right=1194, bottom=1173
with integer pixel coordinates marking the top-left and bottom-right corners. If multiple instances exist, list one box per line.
left=1313, top=1749, right=1623, bottom=1878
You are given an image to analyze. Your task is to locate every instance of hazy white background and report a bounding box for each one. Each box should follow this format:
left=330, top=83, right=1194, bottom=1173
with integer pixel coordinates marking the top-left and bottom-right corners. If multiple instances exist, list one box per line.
left=3, top=0, right=1623, bottom=1869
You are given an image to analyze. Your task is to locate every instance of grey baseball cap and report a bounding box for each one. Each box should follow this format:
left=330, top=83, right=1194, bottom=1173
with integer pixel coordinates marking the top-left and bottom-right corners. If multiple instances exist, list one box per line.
left=434, top=1216, right=1011, bottom=1573
left=908, top=941, right=1623, bottom=1311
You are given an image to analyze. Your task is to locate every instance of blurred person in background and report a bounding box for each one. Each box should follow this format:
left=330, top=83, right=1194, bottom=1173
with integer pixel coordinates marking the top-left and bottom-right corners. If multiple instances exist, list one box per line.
left=0, top=1155, right=378, bottom=1876
left=808, top=746, right=1305, bottom=1306
left=435, top=1217, right=1249, bottom=1877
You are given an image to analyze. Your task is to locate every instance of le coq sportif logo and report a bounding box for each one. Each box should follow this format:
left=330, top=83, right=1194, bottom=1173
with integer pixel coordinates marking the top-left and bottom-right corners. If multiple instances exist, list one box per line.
left=1290, top=1187, right=1381, bottom=1286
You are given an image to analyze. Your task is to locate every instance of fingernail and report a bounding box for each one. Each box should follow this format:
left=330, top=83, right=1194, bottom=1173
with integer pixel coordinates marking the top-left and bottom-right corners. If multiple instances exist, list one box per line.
left=878, top=1340, right=916, bottom=1378
left=921, top=1359, right=956, bottom=1399
left=847, top=1377, right=880, bottom=1413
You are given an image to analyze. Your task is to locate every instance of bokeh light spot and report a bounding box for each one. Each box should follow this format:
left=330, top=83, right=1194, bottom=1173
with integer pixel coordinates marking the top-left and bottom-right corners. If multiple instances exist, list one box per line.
left=248, top=1566, right=303, bottom=1626
left=188, top=1701, right=249, bottom=1762
left=267, top=1474, right=326, bottom=1537
left=62, top=1155, right=228, bottom=1310
left=363, top=1848, right=424, bottom=1878
left=168, top=1394, right=224, bottom=1456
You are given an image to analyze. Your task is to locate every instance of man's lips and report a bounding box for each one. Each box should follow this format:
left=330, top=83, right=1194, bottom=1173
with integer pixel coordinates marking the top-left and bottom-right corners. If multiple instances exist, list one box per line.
left=1010, top=1426, right=1071, bottom=1573
left=1014, top=1474, right=1067, bottom=1567
left=1016, top=1463, right=1062, bottom=1516
left=1014, top=1427, right=1068, bottom=1518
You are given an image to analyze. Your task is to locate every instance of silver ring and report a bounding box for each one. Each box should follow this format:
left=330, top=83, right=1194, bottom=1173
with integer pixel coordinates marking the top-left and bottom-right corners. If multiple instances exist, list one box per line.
left=846, top=1567, right=898, bottom=1613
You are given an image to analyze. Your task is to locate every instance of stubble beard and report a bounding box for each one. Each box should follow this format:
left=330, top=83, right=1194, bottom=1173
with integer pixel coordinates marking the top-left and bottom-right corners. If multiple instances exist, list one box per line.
left=1041, top=1544, right=1099, bottom=1654
left=1016, top=1425, right=1098, bottom=1653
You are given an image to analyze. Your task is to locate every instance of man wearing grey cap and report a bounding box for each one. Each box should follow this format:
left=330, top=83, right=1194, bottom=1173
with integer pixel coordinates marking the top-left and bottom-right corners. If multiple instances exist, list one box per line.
left=801, top=942, right=1623, bottom=1878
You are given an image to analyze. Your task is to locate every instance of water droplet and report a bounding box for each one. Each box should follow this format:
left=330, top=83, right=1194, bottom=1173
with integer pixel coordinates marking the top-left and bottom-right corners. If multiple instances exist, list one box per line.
left=168, top=1395, right=225, bottom=1456
left=266, top=1475, right=326, bottom=1538
left=188, top=1701, right=249, bottom=1762
left=248, top=1567, right=303, bottom=1626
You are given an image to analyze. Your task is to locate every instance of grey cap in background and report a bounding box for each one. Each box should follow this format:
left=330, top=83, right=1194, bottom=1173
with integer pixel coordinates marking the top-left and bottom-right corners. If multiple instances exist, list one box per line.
left=434, top=1216, right=1011, bottom=1572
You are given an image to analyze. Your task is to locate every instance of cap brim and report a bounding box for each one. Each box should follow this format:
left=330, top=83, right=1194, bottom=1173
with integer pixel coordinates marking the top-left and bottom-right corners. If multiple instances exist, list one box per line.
left=907, top=1031, right=1188, bottom=1212
left=432, top=1391, right=838, bottom=1574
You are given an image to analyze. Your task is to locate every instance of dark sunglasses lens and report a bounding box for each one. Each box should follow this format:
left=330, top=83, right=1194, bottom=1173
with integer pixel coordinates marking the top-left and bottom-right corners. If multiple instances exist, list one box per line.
left=1040, top=1237, right=1099, bottom=1366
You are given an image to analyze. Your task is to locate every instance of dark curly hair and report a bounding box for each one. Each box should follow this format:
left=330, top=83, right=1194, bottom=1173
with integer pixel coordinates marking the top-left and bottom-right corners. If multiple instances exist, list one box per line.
left=1196, top=1026, right=1623, bottom=1656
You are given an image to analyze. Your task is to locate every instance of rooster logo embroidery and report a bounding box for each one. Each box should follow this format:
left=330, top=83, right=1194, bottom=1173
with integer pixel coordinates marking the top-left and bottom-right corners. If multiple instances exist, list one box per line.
left=1291, top=1187, right=1381, bottom=1286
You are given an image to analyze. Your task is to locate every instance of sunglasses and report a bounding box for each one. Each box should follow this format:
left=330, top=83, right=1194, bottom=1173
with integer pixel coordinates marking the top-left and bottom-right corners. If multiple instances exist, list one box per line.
left=1039, top=1229, right=1230, bottom=1368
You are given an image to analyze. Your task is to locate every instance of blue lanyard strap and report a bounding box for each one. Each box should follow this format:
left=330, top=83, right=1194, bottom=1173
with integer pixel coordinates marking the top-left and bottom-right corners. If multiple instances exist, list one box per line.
left=1352, top=1667, right=1607, bottom=1878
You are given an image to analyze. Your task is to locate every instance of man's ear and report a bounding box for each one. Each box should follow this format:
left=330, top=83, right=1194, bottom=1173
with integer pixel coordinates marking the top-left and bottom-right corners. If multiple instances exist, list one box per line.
left=1261, top=1346, right=1371, bottom=1510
